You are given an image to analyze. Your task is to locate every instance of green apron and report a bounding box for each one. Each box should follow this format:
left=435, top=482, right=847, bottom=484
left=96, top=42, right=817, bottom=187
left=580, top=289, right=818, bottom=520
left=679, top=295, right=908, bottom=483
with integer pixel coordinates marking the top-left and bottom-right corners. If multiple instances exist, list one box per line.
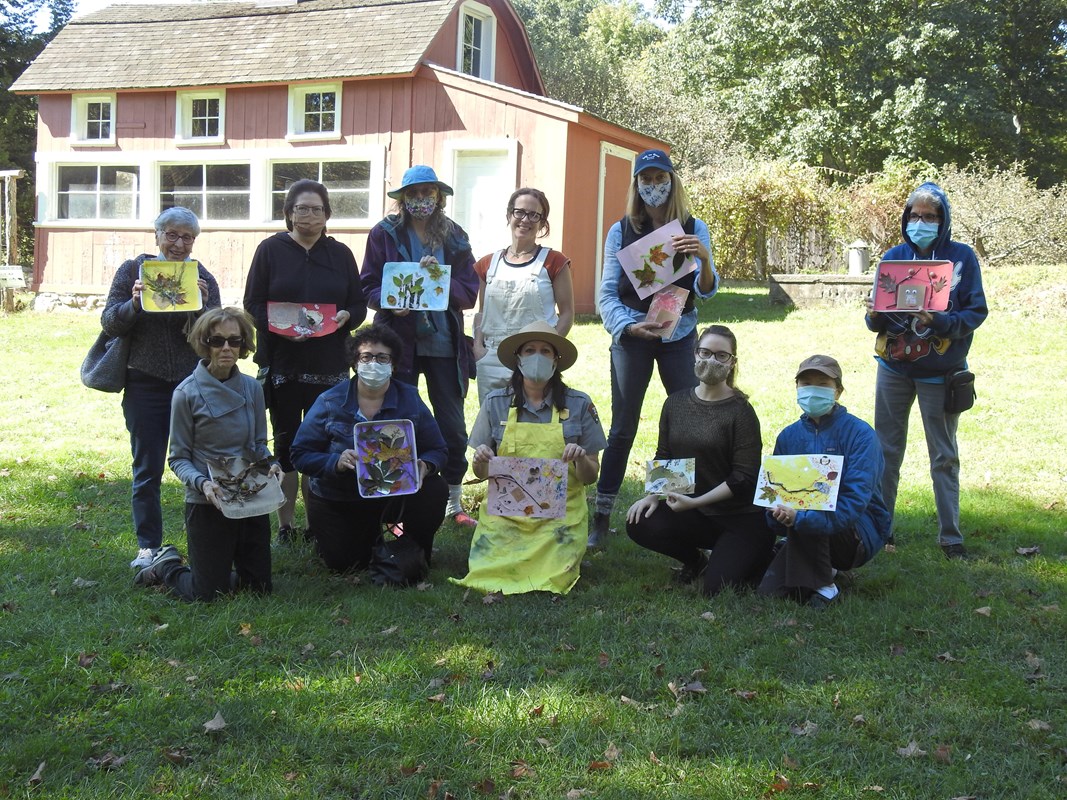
left=451, top=406, right=588, bottom=594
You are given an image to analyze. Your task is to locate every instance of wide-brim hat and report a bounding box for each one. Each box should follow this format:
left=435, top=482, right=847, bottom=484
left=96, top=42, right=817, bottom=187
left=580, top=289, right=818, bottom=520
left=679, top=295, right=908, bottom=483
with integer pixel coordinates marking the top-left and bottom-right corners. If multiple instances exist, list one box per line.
left=795, top=354, right=842, bottom=381
left=497, top=320, right=578, bottom=372
left=634, top=148, right=675, bottom=175
left=387, top=165, right=454, bottom=200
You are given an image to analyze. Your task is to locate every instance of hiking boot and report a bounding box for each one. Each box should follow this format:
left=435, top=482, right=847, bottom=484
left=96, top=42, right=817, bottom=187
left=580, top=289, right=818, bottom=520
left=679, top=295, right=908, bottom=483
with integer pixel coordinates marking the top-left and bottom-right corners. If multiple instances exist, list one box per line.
left=134, top=544, right=183, bottom=587
left=672, top=551, right=709, bottom=585
left=807, top=590, right=839, bottom=610
left=587, top=511, right=611, bottom=549
left=130, top=547, right=155, bottom=569
left=941, top=543, right=968, bottom=560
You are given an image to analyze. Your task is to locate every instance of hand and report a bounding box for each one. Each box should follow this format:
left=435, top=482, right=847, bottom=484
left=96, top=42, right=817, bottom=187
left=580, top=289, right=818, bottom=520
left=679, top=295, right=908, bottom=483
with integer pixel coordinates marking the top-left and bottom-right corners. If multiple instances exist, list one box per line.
left=771, top=504, right=797, bottom=527
left=202, top=480, right=223, bottom=511
left=335, top=448, right=358, bottom=473
left=670, top=234, right=709, bottom=264
left=419, top=255, right=439, bottom=269
left=196, top=278, right=208, bottom=299
left=391, top=308, right=410, bottom=318
left=865, top=297, right=879, bottom=318
left=334, top=310, right=351, bottom=327
left=268, top=463, right=283, bottom=480
left=472, top=444, right=494, bottom=465
left=561, top=443, right=586, bottom=463
left=626, top=494, right=660, bottom=525
left=416, top=459, right=429, bottom=489
left=131, top=278, right=144, bottom=311
left=913, top=309, right=934, bottom=326
left=291, top=334, right=310, bottom=342
left=664, top=492, right=697, bottom=513
left=628, top=320, right=669, bottom=340
left=472, top=340, right=487, bottom=361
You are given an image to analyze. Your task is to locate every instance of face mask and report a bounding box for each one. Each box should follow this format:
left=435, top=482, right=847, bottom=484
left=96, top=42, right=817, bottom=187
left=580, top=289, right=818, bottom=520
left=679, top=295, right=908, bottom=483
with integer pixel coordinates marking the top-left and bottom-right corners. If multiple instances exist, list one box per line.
left=797, top=385, right=836, bottom=418
left=518, top=353, right=555, bottom=383
left=357, top=361, right=392, bottom=389
left=404, top=195, right=437, bottom=219
left=637, top=178, right=672, bottom=208
left=694, top=358, right=731, bottom=385
left=906, top=220, right=939, bottom=250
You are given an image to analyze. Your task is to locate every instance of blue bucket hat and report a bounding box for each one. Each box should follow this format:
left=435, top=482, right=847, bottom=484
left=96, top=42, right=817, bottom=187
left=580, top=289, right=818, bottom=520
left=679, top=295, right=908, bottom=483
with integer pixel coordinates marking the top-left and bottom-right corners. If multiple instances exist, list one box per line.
left=633, top=149, right=675, bottom=176
left=387, top=165, right=454, bottom=200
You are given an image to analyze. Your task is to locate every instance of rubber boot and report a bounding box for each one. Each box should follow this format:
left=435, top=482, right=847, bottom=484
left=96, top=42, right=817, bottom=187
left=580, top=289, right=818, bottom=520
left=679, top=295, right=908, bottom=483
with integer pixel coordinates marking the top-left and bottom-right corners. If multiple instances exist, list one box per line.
left=587, top=511, right=611, bottom=549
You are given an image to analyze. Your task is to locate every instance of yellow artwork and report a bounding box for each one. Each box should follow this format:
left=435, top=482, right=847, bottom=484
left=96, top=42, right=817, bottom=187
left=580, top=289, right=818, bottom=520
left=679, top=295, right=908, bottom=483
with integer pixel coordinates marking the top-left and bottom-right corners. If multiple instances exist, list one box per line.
left=754, top=454, right=843, bottom=511
left=139, top=260, right=202, bottom=313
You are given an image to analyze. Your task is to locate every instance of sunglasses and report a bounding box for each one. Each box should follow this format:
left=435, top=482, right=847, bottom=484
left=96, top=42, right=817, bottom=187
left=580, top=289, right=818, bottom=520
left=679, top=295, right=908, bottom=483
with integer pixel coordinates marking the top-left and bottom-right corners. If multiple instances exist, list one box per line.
left=204, top=336, right=244, bottom=349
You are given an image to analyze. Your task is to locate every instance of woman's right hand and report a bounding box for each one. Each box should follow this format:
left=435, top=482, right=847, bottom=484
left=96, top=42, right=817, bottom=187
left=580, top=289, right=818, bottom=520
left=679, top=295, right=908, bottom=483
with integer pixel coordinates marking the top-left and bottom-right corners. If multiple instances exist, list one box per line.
left=627, top=320, right=669, bottom=340
left=626, top=494, right=660, bottom=524
left=472, top=340, right=487, bottom=361
left=201, top=480, right=223, bottom=511
left=335, top=448, right=358, bottom=473
left=131, top=278, right=144, bottom=311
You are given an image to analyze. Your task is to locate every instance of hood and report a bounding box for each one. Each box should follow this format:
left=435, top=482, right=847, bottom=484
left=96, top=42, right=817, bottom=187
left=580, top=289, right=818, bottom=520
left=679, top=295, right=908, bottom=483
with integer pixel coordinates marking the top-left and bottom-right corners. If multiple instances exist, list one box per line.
left=901, top=182, right=952, bottom=254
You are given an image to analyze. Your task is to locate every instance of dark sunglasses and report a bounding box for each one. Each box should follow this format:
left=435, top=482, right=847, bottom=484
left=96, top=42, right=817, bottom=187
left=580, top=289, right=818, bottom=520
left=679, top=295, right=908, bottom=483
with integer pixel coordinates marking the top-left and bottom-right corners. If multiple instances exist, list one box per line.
left=204, top=336, right=244, bottom=348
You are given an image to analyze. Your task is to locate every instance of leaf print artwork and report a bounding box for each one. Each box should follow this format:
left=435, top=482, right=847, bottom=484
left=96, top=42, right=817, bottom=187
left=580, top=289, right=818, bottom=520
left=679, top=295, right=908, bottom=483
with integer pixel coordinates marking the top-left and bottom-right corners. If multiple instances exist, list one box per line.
left=206, top=454, right=285, bottom=519
left=487, top=457, right=567, bottom=519
left=752, top=454, right=844, bottom=512
left=872, top=260, right=953, bottom=312
left=267, top=303, right=338, bottom=338
left=354, top=419, right=420, bottom=498
left=380, top=262, right=451, bottom=311
left=616, top=219, right=698, bottom=300
left=139, top=261, right=202, bottom=312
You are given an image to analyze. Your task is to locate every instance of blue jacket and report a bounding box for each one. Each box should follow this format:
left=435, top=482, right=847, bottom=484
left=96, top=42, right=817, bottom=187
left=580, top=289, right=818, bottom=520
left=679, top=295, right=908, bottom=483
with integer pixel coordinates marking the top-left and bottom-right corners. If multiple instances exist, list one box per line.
left=290, top=378, right=447, bottom=501
left=767, top=405, right=891, bottom=565
left=865, top=182, right=988, bottom=379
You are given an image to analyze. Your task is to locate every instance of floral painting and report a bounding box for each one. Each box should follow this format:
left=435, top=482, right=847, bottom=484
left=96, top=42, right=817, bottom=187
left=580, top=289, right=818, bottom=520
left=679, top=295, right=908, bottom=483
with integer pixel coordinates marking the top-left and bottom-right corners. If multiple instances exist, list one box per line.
left=753, top=454, right=844, bottom=512
left=206, top=454, right=285, bottom=519
left=354, top=419, right=420, bottom=498
left=617, top=219, right=697, bottom=300
left=872, top=260, right=953, bottom=312
left=267, top=302, right=338, bottom=338
left=381, top=261, right=451, bottom=312
left=487, top=457, right=568, bottom=519
left=139, top=261, right=202, bottom=312
left=644, top=458, right=696, bottom=496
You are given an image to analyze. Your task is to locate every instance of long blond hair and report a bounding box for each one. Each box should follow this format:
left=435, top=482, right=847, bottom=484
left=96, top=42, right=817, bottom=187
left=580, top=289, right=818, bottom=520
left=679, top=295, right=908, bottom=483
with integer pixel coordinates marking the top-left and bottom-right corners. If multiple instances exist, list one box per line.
left=626, top=173, right=693, bottom=234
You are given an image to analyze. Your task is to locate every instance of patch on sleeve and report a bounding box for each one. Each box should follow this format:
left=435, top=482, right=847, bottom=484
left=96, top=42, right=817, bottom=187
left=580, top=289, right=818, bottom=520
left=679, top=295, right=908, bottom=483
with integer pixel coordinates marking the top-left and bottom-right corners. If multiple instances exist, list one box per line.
left=587, top=403, right=600, bottom=425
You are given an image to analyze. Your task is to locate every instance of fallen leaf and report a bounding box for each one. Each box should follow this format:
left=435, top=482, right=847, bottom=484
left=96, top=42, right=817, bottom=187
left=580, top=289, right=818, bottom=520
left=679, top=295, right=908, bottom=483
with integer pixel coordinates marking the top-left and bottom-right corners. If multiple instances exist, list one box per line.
left=427, top=778, right=442, bottom=799
left=86, top=751, right=128, bottom=770
left=238, top=623, right=252, bottom=636
left=832, top=691, right=841, bottom=708
left=566, top=791, right=590, bottom=799
left=781, top=755, right=799, bottom=769
left=482, top=591, right=503, bottom=605
left=162, top=747, right=191, bottom=765
left=1025, top=651, right=1043, bottom=670
left=536, top=737, right=553, bottom=749
left=764, top=773, right=791, bottom=795
left=598, top=651, right=610, bottom=668
left=78, top=652, right=97, bottom=668
left=28, top=761, right=45, bottom=786
left=250, top=635, right=263, bottom=646
left=734, top=689, right=757, bottom=700
left=587, top=761, right=612, bottom=771
left=1016, top=545, right=1040, bottom=556
left=896, top=741, right=926, bottom=758
left=508, top=759, right=534, bottom=778
left=427, top=693, right=446, bottom=703
left=155, top=623, right=169, bottom=633
left=203, top=711, right=227, bottom=732
left=933, top=743, right=953, bottom=763
left=416, top=581, right=432, bottom=591
left=975, top=606, right=992, bottom=616
left=284, top=772, right=299, bottom=781
left=861, top=787, right=884, bottom=793
left=1028, top=719, right=1052, bottom=731
left=889, top=644, right=906, bottom=657
left=380, top=626, right=398, bottom=635
left=649, top=751, right=663, bottom=765
left=935, top=652, right=959, bottom=662
left=700, top=611, right=716, bottom=621
left=852, top=714, right=867, bottom=726
left=400, top=763, right=425, bottom=776
left=473, top=777, right=495, bottom=794
left=604, top=743, right=620, bottom=762
left=801, top=782, right=822, bottom=790
left=72, top=577, right=99, bottom=588
left=528, top=704, right=544, bottom=717
left=1041, top=603, right=1059, bottom=612
left=680, top=680, right=707, bottom=694
left=790, top=720, right=819, bottom=736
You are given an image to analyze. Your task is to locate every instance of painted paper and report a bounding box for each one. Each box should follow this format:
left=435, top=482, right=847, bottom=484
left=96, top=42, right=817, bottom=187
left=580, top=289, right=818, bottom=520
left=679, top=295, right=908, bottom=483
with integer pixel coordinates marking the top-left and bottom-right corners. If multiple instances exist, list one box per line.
left=139, top=260, right=202, bottom=312
left=872, top=260, right=953, bottom=312
left=753, top=454, right=844, bottom=512
left=616, top=219, right=698, bottom=300
left=644, top=285, right=690, bottom=340
left=206, top=454, right=285, bottom=519
left=645, top=458, right=696, bottom=495
left=380, top=261, right=451, bottom=311
left=267, top=302, right=338, bottom=338
left=354, top=419, right=420, bottom=498
left=487, top=457, right=567, bottom=519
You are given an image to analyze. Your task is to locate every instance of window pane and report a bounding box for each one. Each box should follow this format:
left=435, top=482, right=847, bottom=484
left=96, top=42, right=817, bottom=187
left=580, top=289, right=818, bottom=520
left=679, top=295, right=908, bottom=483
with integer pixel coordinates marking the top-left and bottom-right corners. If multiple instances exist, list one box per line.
left=272, top=162, right=319, bottom=190
left=321, top=112, right=335, bottom=131
left=207, top=194, right=250, bottom=219
left=60, top=195, right=97, bottom=219
left=322, top=161, right=370, bottom=188
left=160, top=165, right=204, bottom=192
left=58, top=166, right=97, bottom=192
left=161, top=194, right=203, bottom=216
left=99, top=193, right=136, bottom=219
left=206, top=163, right=250, bottom=190
left=331, top=193, right=369, bottom=219
left=321, top=93, right=336, bottom=112
left=99, top=166, right=138, bottom=191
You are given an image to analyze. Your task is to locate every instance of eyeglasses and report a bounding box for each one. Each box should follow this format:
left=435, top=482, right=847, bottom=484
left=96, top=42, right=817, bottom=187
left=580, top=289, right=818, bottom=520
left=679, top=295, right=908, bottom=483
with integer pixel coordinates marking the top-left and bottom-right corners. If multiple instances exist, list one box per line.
left=695, top=348, right=735, bottom=364
left=907, top=212, right=941, bottom=224
left=204, top=336, right=244, bottom=349
left=357, top=352, right=392, bottom=364
left=510, top=208, right=544, bottom=223
left=162, top=231, right=196, bottom=244
left=293, top=204, right=326, bottom=216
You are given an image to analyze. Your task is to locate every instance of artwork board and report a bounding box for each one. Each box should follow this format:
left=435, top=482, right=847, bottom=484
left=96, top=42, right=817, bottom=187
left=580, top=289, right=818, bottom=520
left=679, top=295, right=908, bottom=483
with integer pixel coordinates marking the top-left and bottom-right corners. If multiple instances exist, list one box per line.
left=380, top=262, right=451, bottom=311
left=267, top=302, right=338, bottom=338
left=644, top=458, right=696, bottom=496
left=872, top=260, right=953, bottom=312
left=753, top=454, right=844, bottom=512
left=139, top=261, right=202, bottom=312
left=644, top=285, right=689, bottom=340
left=206, top=455, right=285, bottom=519
left=617, top=219, right=698, bottom=300
left=486, top=457, right=568, bottom=519
left=353, top=419, right=420, bottom=498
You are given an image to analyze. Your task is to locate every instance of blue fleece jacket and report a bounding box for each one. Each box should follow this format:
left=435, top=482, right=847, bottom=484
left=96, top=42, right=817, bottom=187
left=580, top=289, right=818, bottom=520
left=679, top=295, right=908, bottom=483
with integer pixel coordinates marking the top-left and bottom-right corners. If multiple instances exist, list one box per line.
left=767, top=405, right=892, bottom=566
left=865, top=182, right=988, bottom=379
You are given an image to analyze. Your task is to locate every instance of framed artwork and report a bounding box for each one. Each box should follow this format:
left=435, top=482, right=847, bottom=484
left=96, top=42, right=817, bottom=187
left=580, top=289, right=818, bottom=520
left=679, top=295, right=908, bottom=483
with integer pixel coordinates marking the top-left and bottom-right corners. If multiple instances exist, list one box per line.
left=872, top=260, right=953, bottom=312
left=139, top=261, right=202, bottom=312
left=353, top=419, right=420, bottom=498
left=644, top=285, right=689, bottom=340
left=205, top=454, right=285, bottom=519
left=486, top=457, right=568, bottom=519
left=616, top=219, right=698, bottom=300
left=267, top=302, right=338, bottom=338
left=645, top=458, right=696, bottom=496
left=753, top=454, right=844, bottom=512
left=380, top=261, right=451, bottom=311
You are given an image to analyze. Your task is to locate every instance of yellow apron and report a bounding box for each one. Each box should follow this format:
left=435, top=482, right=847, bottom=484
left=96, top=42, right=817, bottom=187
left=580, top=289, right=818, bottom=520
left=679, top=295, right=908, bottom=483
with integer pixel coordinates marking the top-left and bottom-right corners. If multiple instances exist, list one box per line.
left=451, top=406, right=588, bottom=594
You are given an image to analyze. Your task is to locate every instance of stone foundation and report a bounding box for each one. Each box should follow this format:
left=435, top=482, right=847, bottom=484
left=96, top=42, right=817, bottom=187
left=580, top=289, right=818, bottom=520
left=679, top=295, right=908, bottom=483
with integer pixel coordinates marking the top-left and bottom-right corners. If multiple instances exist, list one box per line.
left=769, top=274, right=874, bottom=308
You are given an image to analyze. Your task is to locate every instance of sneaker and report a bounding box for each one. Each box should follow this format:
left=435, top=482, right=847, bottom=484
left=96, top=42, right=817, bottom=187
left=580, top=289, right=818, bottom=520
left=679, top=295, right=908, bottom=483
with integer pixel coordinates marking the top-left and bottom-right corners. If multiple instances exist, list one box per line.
left=941, top=543, right=968, bottom=560
left=134, top=544, right=183, bottom=587
left=672, top=552, right=709, bottom=585
left=452, top=512, right=478, bottom=529
left=587, top=511, right=611, bottom=549
left=807, top=591, right=839, bottom=610
left=130, top=548, right=155, bottom=569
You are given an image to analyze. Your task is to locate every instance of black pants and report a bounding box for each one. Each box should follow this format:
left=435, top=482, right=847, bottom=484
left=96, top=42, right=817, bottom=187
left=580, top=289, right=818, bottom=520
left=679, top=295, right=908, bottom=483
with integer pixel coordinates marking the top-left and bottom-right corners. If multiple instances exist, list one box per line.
left=758, top=527, right=866, bottom=598
left=305, top=474, right=448, bottom=572
left=627, top=505, right=775, bottom=596
left=269, top=380, right=335, bottom=472
left=161, top=503, right=272, bottom=601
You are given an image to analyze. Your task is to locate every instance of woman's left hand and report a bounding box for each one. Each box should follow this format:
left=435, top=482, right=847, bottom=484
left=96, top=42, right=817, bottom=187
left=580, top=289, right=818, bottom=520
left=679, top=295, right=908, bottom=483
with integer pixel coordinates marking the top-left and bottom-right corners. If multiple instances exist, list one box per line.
left=664, top=492, right=698, bottom=512
left=561, top=443, right=586, bottom=463
left=334, top=310, right=351, bottom=327
left=770, top=504, right=797, bottom=527
left=419, top=255, right=439, bottom=269
left=913, top=310, right=934, bottom=327
left=670, top=234, right=709, bottom=264
left=268, top=463, right=283, bottom=480
left=335, top=448, right=358, bottom=473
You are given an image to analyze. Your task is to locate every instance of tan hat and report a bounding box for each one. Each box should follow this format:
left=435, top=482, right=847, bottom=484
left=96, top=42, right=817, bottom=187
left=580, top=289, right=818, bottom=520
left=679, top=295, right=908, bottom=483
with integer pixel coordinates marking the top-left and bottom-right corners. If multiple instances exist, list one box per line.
left=795, top=354, right=842, bottom=380
left=497, top=320, right=578, bottom=372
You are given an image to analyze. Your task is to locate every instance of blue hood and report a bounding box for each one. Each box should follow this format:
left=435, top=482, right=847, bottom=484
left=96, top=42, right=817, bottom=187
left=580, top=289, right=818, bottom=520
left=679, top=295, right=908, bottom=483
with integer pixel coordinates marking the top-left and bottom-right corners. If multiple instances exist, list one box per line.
left=901, top=182, right=953, bottom=254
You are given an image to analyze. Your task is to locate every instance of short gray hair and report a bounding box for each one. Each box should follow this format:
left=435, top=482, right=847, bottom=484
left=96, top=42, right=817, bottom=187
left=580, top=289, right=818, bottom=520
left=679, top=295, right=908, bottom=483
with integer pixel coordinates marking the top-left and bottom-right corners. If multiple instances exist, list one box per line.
left=155, top=207, right=201, bottom=236
left=907, top=187, right=943, bottom=213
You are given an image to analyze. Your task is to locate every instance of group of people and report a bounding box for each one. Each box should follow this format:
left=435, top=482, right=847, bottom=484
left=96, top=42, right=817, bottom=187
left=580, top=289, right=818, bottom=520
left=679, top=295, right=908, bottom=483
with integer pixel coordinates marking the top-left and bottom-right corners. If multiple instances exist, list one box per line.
left=101, top=147, right=984, bottom=607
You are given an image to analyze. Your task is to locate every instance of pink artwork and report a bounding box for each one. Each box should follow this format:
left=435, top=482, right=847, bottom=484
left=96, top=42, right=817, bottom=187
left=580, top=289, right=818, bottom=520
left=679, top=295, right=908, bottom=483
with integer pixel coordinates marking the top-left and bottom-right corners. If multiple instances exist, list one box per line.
left=644, top=285, right=689, bottom=340
left=487, top=457, right=567, bottom=519
left=872, top=260, right=953, bottom=312
left=267, top=302, right=338, bottom=338
left=616, top=219, right=698, bottom=300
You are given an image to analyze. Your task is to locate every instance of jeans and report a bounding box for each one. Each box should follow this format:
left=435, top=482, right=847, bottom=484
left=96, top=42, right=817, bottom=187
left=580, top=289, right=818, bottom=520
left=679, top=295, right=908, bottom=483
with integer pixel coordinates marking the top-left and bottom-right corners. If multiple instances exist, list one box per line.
left=597, top=331, right=698, bottom=499
left=122, top=369, right=180, bottom=550
left=397, top=356, right=469, bottom=485
left=874, top=365, right=961, bottom=545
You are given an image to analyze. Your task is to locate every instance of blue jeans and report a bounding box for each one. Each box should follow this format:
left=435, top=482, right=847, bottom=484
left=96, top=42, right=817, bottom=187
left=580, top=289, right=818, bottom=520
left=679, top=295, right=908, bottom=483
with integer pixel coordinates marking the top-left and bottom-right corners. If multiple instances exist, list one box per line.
left=397, top=356, right=469, bottom=485
left=874, top=365, right=961, bottom=546
left=122, top=369, right=180, bottom=550
left=597, top=331, right=698, bottom=500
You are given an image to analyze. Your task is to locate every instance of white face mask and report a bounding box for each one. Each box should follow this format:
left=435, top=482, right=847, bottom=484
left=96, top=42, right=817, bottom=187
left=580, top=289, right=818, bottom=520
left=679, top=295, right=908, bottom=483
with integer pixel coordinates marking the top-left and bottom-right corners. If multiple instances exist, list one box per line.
left=637, top=177, right=672, bottom=208
left=518, top=353, right=555, bottom=383
left=357, top=361, right=392, bottom=389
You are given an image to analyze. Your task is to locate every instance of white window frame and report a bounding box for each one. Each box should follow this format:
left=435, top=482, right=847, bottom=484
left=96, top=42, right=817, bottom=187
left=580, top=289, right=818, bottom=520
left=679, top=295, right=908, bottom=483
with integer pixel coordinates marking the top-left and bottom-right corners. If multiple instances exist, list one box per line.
left=157, top=160, right=253, bottom=222
left=70, top=93, right=116, bottom=146
left=54, top=163, right=140, bottom=221
left=287, top=83, right=342, bottom=142
left=176, top=89, right=226, bottom=145
left=456, top=1, right=496, bottom=81
left=269, top=157, right=378, bottom=225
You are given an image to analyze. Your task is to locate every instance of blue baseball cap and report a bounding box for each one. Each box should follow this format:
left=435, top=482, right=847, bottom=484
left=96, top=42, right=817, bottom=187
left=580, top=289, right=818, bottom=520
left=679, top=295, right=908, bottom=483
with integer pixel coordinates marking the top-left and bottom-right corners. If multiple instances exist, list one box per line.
left=387, top=165, right=454, bottom=200
left=633, top=149, right=674, bottom=175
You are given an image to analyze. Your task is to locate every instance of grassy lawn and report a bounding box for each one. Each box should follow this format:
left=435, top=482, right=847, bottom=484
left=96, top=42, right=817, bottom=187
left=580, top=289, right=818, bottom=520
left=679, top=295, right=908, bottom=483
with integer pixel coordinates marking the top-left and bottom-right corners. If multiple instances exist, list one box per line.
left=1, top=267, right=1064, bottom=799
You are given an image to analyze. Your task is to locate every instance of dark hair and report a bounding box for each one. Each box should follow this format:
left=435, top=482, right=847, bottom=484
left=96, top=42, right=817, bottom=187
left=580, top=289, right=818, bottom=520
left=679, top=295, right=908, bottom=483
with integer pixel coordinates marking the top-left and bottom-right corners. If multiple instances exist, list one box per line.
left=283, top=180, right=332, bottom=232
left=188, top=307, right=256, bottom=360
left=507, top=187, right=551, bottom=237
left=345, top=324, right=404, bottom=370
left=507, top=341, right=570, bottom=413
left=392, top=186, right=452, bottom=249
left=796, top=371, right=844, bottom=393
left=696, top=324, right=745, bottom=395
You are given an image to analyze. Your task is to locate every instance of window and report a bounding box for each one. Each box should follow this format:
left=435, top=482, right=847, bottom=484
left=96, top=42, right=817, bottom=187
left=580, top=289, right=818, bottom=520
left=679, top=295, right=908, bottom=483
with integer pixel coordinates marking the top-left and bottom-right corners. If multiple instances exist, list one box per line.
left=271, top=161, right=372, bottom=221
left=70, top=94, right=116, bottom=145
left=176, top=90, right=225, bottom=143
left=287, top=83, right=341, bottom=140
left=56, top=165, right=139, bottom=219
left=159, top=163, right=251, bottom=220
left=457, top=2, right=495, bottom=80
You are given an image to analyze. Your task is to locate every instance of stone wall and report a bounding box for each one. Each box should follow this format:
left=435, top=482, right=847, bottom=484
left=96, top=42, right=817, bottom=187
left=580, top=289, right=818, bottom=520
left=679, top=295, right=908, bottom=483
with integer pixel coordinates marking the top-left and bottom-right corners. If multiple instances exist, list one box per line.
left=769, top=274, right=874, bottom=308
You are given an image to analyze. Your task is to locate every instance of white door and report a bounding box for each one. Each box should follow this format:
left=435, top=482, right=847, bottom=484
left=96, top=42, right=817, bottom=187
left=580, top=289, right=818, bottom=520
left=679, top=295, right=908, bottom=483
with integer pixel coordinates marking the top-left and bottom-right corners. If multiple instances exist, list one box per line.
left=448, top=149, right=514, bottom=260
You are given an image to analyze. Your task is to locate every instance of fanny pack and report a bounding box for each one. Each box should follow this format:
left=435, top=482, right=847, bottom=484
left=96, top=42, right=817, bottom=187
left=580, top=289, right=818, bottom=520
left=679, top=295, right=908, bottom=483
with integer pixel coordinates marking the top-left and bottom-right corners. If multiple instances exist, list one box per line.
left=944, top=369, right=976, bottom=413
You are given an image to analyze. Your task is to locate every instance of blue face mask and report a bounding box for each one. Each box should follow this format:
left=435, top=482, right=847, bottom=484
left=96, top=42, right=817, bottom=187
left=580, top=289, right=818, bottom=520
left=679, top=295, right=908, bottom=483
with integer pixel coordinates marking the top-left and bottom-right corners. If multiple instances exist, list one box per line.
left=906, top=220, right=939, bottom=250
left=797, top=385, right=836, bottom=418
left=637, top=178, right=672, bottom=208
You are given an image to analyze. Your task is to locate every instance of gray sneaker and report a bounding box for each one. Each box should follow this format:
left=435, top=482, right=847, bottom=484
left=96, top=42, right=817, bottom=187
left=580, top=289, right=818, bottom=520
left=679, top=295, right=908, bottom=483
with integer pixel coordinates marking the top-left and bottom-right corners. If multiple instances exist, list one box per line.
left=134, top=545, right=183, bottom=587
left=130, top=547, right=155, bottom=569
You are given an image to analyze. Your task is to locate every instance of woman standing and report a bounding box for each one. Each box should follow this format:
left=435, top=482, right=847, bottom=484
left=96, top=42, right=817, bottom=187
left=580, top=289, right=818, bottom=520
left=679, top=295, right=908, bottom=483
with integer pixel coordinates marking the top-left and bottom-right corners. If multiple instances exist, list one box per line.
left=360, top=166, right=480, bottom=527
left=453, top=321, right=605, bottom=595
left=134, top=308, right=280, bottom=600
left=592, top=149, right=720, bottom=547
left=472, top=188, right=574, bottom=402
left=100, top=207, right=220, bottom=568
left=243, top=180, right=366, bottom=543
left=626, top=325, right=772, bottom=596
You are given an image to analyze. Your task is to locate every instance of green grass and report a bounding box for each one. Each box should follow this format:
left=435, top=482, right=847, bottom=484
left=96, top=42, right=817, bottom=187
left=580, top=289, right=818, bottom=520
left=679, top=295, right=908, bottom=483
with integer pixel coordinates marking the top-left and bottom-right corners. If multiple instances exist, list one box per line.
left=1, top=266, right=1065, bottom=799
